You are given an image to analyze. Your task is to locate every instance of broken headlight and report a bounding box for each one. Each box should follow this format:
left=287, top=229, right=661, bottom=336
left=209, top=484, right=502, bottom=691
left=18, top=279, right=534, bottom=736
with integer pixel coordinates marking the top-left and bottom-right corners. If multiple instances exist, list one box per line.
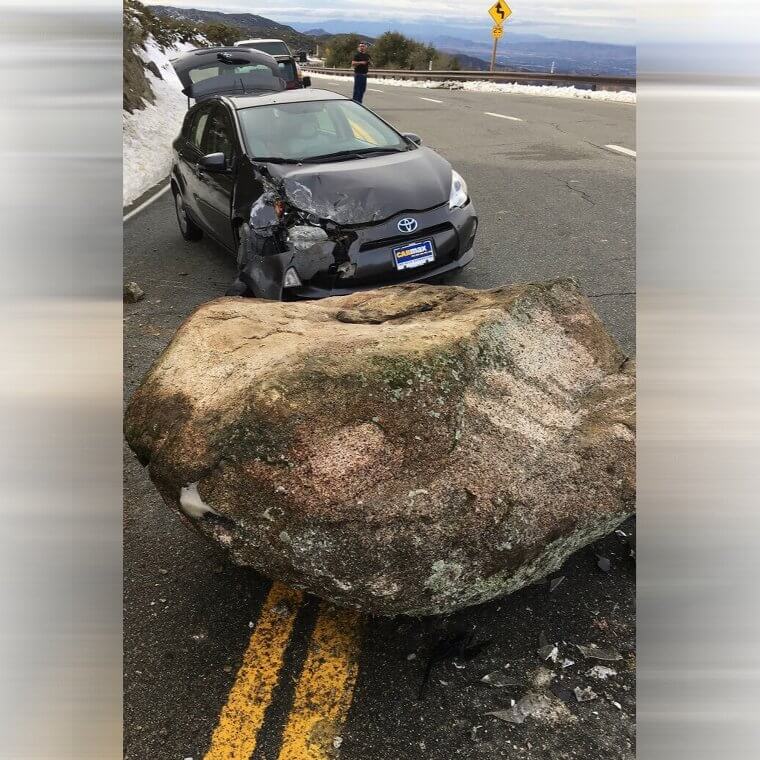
left=449, top=170, right=468, bottom=209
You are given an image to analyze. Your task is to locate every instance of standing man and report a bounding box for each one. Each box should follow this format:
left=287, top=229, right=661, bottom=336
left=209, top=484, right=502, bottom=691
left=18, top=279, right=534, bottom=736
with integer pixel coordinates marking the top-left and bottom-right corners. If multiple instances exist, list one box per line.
left=351, top=42, right=371, bottom=104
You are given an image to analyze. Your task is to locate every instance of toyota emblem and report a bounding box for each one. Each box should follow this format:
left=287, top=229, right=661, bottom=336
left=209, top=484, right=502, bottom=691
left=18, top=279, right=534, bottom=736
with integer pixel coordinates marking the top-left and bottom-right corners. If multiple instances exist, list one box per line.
left=397, top=217, right=418, bottom=234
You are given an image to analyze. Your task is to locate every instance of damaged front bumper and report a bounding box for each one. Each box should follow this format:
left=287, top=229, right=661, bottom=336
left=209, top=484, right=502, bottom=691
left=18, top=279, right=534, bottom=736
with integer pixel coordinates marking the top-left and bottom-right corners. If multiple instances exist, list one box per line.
left=240, top=201, right=478, bottom=300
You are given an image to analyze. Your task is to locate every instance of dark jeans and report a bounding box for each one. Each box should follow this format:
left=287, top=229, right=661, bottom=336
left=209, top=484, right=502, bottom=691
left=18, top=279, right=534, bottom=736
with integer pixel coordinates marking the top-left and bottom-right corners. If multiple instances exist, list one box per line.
left=353, top=73, right=367, bottom=103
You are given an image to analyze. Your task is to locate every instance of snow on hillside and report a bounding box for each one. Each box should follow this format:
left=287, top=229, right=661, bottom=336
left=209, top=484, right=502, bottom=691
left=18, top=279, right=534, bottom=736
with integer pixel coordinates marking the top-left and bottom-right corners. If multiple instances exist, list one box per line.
left=309, top=71, right=636, bottom=104
left=123, top=38, right=197, bottom=206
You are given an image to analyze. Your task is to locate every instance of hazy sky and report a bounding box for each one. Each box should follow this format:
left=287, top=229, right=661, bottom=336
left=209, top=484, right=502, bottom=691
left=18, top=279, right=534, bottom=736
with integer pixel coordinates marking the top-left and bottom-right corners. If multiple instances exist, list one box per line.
left=154, top=1, right=637, bottom=44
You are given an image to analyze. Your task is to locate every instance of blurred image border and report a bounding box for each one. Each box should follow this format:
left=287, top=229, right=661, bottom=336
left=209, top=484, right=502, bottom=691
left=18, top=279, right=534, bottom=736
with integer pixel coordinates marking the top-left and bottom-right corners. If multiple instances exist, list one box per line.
left=2, top=0, right=760, bottom=757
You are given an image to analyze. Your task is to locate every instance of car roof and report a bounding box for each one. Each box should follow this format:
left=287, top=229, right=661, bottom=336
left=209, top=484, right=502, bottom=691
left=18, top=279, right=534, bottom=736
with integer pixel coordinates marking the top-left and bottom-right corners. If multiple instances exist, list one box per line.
left=235, top=38, right=287, bottom=43
left=227, top=88, right=349, bottom=110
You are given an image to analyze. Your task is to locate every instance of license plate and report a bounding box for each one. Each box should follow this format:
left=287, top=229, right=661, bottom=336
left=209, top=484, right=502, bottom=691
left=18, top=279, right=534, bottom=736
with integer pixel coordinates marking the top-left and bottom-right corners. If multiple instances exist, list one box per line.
left=393, top=239, right=435, bottom=271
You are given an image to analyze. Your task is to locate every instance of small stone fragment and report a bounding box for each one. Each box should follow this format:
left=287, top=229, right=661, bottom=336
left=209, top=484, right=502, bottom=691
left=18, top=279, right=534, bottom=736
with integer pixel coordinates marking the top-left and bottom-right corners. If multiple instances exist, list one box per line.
left=585, top=665, right=617, bottom=680
left=123, top=281, right=145, bottom=303
left=574, top=686, right=598, bottom=702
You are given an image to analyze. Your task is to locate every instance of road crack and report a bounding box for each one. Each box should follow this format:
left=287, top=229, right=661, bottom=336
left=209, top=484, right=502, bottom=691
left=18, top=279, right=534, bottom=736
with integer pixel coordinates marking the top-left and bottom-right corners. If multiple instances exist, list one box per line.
left=564, top=181, right=596, bottom=205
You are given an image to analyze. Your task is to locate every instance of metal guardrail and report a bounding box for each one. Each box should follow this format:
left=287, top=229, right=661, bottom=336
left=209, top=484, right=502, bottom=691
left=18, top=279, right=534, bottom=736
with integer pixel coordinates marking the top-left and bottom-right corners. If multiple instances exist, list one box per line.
left=303, top=67, right=636, bottom=92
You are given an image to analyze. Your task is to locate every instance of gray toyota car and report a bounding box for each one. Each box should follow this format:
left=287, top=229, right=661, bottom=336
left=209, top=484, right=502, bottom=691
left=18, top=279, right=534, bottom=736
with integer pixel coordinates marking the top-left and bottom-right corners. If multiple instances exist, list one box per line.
left=171, top=48, right=478, bottom=299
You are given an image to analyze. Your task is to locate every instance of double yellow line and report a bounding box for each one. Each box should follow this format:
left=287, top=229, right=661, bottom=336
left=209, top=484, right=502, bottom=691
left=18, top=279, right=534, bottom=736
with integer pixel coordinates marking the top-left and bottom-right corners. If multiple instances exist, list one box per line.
left=204, top=582, right=362, bottom=760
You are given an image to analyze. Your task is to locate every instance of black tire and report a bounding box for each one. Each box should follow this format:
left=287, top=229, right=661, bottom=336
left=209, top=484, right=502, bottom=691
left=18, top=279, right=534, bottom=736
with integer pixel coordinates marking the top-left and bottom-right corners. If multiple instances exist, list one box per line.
left=174, top=189, right=202, bottom=241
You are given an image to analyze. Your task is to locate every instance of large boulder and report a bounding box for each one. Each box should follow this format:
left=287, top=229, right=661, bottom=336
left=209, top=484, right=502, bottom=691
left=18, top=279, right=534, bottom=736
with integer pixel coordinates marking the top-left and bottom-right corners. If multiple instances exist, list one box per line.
left=125, top=281, right=635, bottom=616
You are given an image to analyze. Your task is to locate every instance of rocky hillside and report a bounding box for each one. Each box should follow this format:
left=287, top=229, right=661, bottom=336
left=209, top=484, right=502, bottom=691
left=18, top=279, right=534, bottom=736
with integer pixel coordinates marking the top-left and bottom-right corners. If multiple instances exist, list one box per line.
left=150, top=5, right=315, bottom=53
left=123, top=0, right=203, bottom=112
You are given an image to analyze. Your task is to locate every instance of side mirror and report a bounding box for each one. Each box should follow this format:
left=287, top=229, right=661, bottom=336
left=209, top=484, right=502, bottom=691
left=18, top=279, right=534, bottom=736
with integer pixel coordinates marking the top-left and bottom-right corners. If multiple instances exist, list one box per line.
left=402, top=132, right=422, bottom=146
left=199, top=152, right=227, bottom=172
left=299, top=51, right=308, bottom=63
left=302, top=76, right=312, bottom=88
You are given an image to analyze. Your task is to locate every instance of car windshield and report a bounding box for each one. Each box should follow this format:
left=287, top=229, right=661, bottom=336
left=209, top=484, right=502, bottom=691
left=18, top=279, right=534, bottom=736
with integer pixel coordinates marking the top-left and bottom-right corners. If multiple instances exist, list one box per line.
left=238, top=99, right=408, bottom=162
left=238, top=41, right=290, bottom=56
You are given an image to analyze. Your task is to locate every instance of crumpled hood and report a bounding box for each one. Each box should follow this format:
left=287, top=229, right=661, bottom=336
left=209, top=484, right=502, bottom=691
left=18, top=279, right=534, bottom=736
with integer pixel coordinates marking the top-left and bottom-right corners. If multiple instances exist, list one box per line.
left=267, top=147, right=452, bottom=226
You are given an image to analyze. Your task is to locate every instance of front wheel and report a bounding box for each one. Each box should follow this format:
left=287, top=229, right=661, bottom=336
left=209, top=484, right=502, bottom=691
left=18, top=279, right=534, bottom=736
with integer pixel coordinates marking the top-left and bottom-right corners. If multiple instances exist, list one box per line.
left=174, top=190, right=202, bottom=241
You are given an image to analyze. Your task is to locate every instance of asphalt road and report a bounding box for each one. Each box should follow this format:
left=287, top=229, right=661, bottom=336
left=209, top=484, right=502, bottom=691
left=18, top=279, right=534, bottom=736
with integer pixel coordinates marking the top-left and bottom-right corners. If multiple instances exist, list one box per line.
left=124, top=79, right=636, bottom=760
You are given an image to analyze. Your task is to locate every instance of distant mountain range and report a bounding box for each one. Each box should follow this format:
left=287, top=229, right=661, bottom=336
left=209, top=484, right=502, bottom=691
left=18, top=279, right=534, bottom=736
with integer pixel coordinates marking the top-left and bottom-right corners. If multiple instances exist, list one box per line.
left=148, top=5, right=635, bottom=77
left=150, top=5, right=317, bottom=51
left=290, top=20, right=635, bottom=76
left=429, top=34, right=635, bottom=76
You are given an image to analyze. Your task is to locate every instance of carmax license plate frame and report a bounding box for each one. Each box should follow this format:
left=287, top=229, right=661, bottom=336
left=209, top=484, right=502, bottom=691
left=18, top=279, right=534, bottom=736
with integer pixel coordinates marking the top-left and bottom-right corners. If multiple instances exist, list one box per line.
left=392, top=239, right=436, bottom=271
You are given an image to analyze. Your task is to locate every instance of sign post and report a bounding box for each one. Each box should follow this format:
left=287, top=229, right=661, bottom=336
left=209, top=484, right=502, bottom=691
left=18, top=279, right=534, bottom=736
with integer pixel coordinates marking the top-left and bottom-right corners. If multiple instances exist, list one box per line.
left=488, top=0, right=512, bottom=72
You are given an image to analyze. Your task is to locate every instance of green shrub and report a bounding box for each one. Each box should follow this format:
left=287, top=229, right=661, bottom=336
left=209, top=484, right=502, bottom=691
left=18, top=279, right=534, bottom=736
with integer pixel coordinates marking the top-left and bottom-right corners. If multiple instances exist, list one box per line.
left=325, top=30, right=447, bottom=71
left=324, top=34, right=363, bottom=67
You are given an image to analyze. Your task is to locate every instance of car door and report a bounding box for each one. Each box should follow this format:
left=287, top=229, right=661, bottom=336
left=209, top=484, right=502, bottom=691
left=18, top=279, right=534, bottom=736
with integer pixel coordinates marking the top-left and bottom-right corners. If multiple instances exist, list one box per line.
left=177, top=103, right=213, bottom=225
left=196, top=104, right=238, bottom=250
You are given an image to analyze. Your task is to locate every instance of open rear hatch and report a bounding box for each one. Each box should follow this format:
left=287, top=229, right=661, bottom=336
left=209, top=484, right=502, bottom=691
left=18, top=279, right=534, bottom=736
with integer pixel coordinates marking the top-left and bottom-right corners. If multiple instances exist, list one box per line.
left=172, top=48, right=286, bottom=102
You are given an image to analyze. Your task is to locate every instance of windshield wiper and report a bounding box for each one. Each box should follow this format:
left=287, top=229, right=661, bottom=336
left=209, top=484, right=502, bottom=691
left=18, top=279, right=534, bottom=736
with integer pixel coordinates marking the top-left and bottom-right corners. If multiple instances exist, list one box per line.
left=305, top=146, right=407, bottom=164
left=251, top=156, right=304, bottom=164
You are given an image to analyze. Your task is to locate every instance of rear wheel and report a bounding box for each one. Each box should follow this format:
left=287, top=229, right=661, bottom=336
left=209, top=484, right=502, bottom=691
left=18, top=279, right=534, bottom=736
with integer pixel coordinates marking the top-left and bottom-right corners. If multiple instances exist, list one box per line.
left=174, top=189, right=202, bottom=241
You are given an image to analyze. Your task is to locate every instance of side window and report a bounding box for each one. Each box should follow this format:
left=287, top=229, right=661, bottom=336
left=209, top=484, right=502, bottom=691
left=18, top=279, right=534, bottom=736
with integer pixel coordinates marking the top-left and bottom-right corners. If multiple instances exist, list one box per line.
left=190, top=108, right=211, bottom=151
left=202, top=107, right=235, bottom=163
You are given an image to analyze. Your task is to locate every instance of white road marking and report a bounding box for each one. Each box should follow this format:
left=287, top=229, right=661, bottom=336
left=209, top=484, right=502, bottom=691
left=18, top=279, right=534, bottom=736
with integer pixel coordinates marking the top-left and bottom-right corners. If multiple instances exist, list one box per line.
left=368, top=88, right=384, bottom=92
left=419, top=97, right=443, bottom=104
left=605, top=144, right=637, bottom=158
left=484, top=112, right=523, bottom=122
left=123, top=183, right=171, bottom=222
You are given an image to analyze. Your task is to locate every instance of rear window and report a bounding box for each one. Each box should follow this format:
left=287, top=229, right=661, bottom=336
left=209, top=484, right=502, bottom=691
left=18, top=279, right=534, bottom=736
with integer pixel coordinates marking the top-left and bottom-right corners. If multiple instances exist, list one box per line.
left=237, top=41, right=290, bottom=56
left=186, top=61, right=284, bottom=99
left=188, top=62, right=275, bottom=83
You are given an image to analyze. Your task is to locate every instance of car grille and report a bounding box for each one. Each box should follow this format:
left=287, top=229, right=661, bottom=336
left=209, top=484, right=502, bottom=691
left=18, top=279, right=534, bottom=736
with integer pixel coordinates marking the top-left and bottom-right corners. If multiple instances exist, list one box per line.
left=358, top=222, right=454, bottom=252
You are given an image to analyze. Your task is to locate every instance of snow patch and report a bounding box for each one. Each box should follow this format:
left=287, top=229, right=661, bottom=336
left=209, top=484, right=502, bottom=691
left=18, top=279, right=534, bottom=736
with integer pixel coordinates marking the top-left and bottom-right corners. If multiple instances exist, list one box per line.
left=123, top=38, right=198, bottom=206
left=309, top=72, right=636, bottom=104
left=179, top=482, right=219, bottom=519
